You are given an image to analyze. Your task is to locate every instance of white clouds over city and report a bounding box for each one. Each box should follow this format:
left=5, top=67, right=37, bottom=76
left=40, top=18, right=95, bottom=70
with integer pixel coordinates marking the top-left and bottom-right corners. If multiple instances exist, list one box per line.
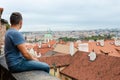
left=0, top=0, right=120, bottom=31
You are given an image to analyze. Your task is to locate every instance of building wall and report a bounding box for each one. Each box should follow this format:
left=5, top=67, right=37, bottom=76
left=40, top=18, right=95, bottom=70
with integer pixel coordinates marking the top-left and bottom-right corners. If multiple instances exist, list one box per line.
left=0, top=13, right=1, bottom=54
left=50, top=66, right=67, bottom=79
left=60, top=74, right=73, bottom=80
left=0, top=24, right=6, bottom=45
left=0, top=8, right=6, bottom=45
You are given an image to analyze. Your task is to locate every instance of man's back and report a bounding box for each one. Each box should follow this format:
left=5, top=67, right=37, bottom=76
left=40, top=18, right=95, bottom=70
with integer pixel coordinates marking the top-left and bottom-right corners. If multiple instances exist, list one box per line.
left=4, top=28, right=25, bottom=68
left=4, top=12, right=50, bottom=73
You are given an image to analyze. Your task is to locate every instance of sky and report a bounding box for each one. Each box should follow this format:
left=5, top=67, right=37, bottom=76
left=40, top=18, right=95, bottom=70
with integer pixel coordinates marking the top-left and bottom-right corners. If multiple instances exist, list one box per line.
left=0, top=0, right=120, bottom=31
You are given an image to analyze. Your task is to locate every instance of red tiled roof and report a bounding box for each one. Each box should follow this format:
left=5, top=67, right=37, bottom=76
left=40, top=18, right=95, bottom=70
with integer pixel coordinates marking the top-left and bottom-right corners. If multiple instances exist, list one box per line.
left=38, top=54, right=72, bottom=68
left=33, top=45, right=54, bottom=56
left=60, top=51, right=120, bottom=80
left=26, top=40, right=56, bottom=55
left=88, top=40, right=120, bottom=57
left=48, top=40, right=56, bottom=45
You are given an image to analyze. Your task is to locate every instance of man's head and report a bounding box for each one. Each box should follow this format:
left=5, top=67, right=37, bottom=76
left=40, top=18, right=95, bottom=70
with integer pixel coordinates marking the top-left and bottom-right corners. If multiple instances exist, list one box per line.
left=10, top=12, right=23, bottom=29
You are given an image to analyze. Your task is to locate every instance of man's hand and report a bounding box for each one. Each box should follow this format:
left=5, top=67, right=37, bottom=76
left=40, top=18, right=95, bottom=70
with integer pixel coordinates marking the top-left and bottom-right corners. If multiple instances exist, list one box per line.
left=32, top=56, right=39, bottom=61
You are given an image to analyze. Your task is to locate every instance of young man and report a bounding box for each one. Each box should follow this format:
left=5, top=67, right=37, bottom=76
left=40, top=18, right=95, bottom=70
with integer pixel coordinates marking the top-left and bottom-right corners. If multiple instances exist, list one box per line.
left=4, top=12, right=50, bottom=73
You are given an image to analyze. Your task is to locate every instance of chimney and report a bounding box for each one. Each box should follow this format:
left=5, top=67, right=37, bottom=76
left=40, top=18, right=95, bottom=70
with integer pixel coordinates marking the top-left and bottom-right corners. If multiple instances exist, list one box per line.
left=48, top=44, right=51, bottom=48
left=114, top=38, right=120, bottom=46
left=100, top=40, right=104, bottom=47
left=38, top=41, right=42, bottom=48
left=70, top=42, right=74, bottom=56
left=48, top=38, right=50, bottom=42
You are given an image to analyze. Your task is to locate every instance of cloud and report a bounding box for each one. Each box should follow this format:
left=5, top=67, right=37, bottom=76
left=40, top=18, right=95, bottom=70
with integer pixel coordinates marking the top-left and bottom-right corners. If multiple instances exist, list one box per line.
left=0, top=0, right=120, bottom=31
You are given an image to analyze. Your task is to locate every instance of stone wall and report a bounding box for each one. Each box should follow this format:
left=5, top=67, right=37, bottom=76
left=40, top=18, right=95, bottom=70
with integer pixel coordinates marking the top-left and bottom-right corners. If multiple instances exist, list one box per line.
left=0, top=56, right=60, bottom=80
left=0, top=8, right=6, bottom=45
left=0, top=24, right=6, bottom=45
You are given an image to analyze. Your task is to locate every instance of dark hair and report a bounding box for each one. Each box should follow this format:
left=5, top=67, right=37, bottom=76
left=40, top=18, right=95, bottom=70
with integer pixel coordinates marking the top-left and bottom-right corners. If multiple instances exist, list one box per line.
left=10, top=12, right=22, bottom=25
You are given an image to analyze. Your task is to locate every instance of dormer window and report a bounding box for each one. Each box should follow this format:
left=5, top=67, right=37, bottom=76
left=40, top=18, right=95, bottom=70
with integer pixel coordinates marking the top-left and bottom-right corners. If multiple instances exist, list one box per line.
left=88, top=50, right=96, bottom=61
left=100, top=50, right=109, bottom=55
left=115, top=48, right=120, bottom=53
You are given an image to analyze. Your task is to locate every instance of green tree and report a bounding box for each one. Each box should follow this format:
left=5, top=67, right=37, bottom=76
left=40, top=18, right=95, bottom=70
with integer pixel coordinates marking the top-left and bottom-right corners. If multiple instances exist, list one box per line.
left=6, top=24, right=10, bottom=30
left=59, top=37, right=77, bottom=42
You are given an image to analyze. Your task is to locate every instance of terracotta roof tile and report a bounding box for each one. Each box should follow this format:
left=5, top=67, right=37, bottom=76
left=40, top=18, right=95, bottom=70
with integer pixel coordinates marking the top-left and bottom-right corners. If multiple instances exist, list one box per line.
left=60, top=51, right=120, bottom=80
left=53, top=44, right=78, bottom=54
left=33, top=45, right=53, bottom=56
left=88, top=40, right=120, bottom=57
left=38, top=54, right=72, bottom=68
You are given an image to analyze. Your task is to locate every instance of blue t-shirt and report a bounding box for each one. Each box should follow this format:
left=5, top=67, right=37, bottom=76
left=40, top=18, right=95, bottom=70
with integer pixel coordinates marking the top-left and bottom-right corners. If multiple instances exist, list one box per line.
left=4, top=28, right=25, bottom=67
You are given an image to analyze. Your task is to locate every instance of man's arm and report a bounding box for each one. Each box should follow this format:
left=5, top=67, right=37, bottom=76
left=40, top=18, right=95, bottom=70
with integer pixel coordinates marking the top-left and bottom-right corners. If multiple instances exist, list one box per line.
left=17, top=43, right=39, bottom=61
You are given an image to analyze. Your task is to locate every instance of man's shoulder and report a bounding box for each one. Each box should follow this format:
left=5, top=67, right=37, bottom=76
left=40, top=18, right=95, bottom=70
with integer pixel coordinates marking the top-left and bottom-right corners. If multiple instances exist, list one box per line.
left=7, top=28, right=18, bottom=33
left=6, top=29, right=20, bottom=36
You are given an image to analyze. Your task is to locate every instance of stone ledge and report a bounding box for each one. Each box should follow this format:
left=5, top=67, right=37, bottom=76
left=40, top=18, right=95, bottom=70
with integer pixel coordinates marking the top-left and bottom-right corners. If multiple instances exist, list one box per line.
left=13, top=71, right=59, bottom=80
left=0, top=55, right=60, bottom=80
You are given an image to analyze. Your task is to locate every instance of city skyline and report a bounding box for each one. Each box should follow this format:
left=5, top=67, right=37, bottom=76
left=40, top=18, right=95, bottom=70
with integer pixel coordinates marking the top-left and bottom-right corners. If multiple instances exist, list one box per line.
left=0, top=0, right=120, bottom=31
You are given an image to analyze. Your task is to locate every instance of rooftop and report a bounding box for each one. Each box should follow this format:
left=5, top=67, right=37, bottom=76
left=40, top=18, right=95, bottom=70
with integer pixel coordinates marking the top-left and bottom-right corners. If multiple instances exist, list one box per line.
left=53, top=44, right=78, bottom=54
left=60, top=51, right=120, bottom=80
left=88, top=40, right=120, bottom=57
left=39, top=53, right=72, bottom=68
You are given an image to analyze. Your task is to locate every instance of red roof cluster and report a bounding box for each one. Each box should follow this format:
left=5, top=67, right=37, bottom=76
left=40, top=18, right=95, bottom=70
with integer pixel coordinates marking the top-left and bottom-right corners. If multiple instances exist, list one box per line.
left=88, top=40, right=120, bottom=57
left=33, top=45, right=53, bottom=56
left=60, top=51, right=120, bottom=80
left=39, top=54, right=72, bottom=68
left=25, top=40, right=120, bottom=80
left=26, top=40, right=56, bottom=56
